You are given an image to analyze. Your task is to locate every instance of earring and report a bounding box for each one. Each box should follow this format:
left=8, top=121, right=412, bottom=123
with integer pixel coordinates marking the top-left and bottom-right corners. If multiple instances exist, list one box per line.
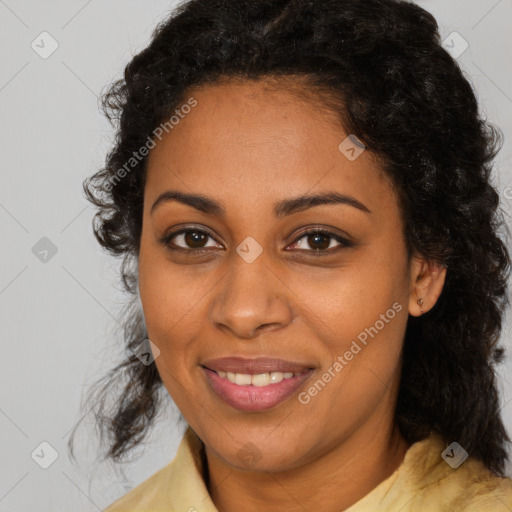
left=417, top=297, right=424, bottom=313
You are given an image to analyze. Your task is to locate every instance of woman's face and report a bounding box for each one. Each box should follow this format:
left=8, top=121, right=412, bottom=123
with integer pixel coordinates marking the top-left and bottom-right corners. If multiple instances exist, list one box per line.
left=139, top=78, right=422, bottom=472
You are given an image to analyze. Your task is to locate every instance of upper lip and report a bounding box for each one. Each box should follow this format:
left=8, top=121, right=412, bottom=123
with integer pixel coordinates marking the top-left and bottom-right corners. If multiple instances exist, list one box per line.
left=201, top=356, right=314, bottom=374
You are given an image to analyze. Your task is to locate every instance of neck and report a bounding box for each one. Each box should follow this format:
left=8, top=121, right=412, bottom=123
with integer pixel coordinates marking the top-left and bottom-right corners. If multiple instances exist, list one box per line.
left=204, top=419, right=410, bottom=512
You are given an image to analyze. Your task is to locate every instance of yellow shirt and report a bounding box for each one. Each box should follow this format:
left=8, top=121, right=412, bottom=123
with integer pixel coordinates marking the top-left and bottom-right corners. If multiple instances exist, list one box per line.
left=104, top=427, right=512, bottom=511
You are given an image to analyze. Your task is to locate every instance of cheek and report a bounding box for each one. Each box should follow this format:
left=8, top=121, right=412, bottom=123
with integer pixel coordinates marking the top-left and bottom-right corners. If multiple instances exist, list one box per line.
left=138, top=250, right=205, bottom=409
left=138, top=235, right=209, bottom=343
left=300, top=282, right=407, bottom=432
left=297, top=245, right=409, bottom=397
left=293, top=248, right=408, bottom=342
left=139, top=272, right=203, bottom=351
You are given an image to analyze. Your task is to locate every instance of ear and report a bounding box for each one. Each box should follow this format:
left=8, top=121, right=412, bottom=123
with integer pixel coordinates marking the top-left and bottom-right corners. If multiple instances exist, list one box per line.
left=408, top=254, right=447, bottom=317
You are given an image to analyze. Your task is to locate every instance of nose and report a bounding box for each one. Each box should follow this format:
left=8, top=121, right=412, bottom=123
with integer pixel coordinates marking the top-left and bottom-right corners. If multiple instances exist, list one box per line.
left=209, top=255, right=294, bottom=340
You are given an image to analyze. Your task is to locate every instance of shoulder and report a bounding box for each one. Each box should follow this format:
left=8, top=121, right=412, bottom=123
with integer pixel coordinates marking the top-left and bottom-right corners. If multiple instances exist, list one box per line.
left=397, top=434, right=512, bottom=511
left=436, top=457, right=512, bottom=511
left=102, top=427, right=211, bottom=512
left=103, top=462, right=175, bottom=512
left=347, top=433, right=512, bottom=512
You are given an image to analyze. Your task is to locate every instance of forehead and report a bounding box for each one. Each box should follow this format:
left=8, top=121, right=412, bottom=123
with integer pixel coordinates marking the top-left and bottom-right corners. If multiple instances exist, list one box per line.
left=145, top=78, right=395, bottom=217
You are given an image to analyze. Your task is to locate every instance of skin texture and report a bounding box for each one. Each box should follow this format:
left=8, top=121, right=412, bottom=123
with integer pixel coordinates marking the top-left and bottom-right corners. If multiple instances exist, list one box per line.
left=138, top=78, right=447, bottom=512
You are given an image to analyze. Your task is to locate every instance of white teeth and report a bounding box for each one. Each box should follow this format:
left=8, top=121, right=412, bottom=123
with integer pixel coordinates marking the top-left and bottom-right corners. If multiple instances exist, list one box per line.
left=235, top=373, right=252, bottom=385
left=216, top=370, right=302, bottom=386
left=270, top=372, right=284, bottom=384
left=251, top=373, right=271, bottom=387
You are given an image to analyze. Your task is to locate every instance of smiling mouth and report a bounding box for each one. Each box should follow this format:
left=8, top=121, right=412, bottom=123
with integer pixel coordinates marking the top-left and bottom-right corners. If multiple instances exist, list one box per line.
left=204, top=368, right=308, bottom=387
left=200, top=358, right=315, bottom=412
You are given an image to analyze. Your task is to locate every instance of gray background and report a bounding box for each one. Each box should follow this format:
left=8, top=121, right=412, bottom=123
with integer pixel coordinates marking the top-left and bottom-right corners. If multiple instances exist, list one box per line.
left=1, top=1, right=511, bottom=510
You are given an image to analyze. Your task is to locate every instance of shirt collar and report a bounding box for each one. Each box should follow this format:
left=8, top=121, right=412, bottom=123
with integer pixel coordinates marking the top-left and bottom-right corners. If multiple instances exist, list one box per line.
left=169, top=427, right=453, bottom=512
left=166, top=426, right=219, bottom=512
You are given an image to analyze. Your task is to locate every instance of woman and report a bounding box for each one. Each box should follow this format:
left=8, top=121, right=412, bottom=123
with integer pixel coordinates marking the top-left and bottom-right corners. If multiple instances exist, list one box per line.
left=73, top=0, right=512, bottom=510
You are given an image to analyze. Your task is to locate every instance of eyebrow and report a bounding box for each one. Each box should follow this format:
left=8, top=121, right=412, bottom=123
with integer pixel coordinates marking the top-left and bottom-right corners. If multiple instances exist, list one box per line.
left=150, top=190, right=372, bottom=218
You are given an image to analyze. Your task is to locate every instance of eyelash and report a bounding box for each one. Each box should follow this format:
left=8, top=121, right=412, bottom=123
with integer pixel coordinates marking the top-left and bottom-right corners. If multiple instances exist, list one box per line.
left=159, top=226, right=354, bottom=255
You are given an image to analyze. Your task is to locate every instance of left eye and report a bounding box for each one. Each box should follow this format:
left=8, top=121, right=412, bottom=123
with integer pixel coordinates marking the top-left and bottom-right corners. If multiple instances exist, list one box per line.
left=160, top=228, right=352, bottom=253
left=289, top=229, right=351, bottom=252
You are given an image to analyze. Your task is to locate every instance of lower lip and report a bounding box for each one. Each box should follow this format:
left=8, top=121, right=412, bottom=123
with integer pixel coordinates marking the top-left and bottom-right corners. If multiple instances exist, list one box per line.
left=202, top=367, right=314, bottom=412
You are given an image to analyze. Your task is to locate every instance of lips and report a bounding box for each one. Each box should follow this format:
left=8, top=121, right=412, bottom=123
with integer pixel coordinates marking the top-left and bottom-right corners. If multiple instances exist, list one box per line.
left=200, top=356, right=316, bottom=411
left=202, top=366, right=315, bottom=412
left=201, top=356, right=314, bottom=375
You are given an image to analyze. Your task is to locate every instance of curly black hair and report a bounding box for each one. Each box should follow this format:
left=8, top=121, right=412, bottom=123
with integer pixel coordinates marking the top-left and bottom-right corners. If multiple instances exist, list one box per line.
left=69, top=0, right=512, bottom=476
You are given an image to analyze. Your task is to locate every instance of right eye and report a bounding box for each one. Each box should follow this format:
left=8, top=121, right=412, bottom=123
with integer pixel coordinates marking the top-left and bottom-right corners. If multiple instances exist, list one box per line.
left=159, top=227, right=222, bottom=252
